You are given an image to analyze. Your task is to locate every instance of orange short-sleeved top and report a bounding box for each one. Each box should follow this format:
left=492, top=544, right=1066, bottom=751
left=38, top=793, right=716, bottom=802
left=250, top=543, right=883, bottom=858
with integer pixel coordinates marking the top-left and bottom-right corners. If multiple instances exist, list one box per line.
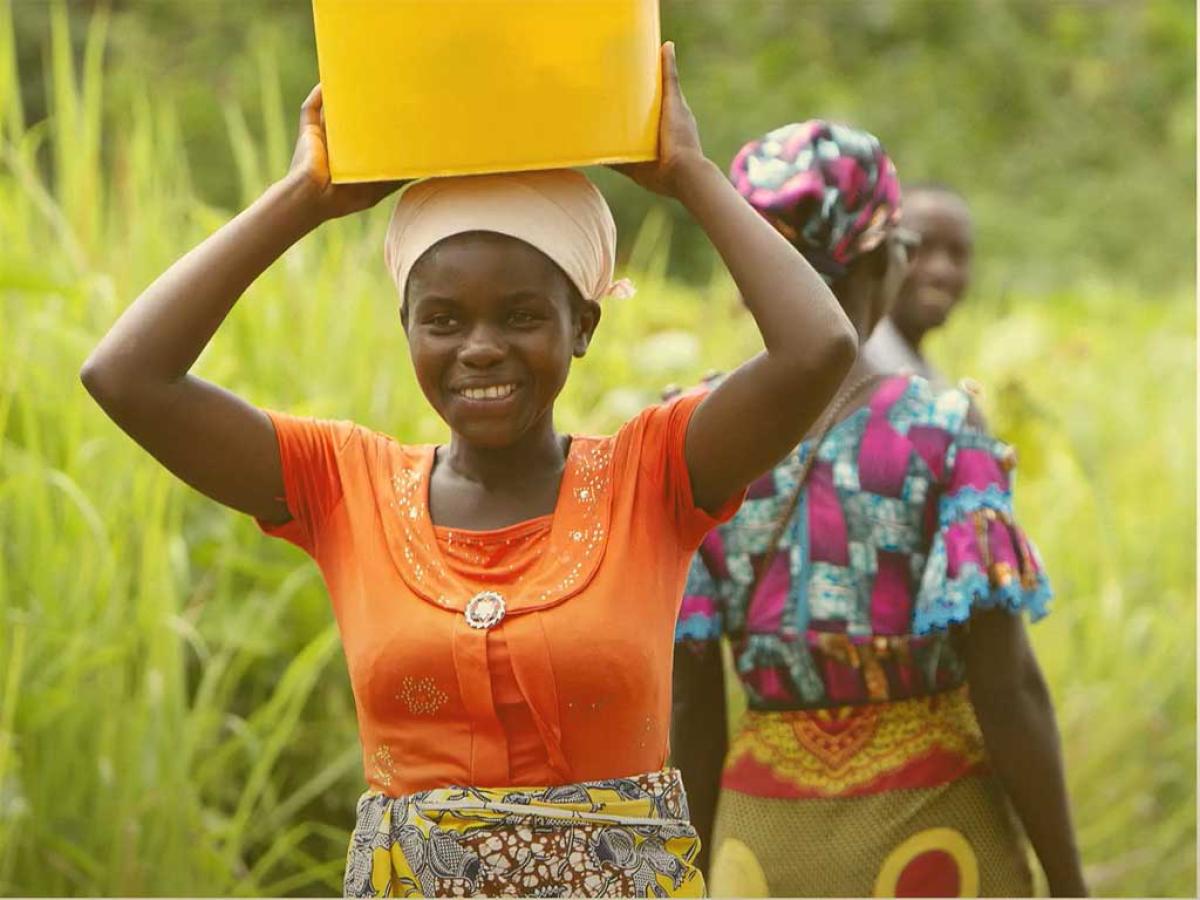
left=257, top=391, right=739, bottom=796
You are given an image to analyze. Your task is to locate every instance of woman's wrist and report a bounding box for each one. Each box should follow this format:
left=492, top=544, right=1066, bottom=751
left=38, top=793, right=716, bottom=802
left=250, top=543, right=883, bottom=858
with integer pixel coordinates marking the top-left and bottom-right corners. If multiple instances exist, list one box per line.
left=667, top=153, right=720, bottom=204
left=270, top=171, right=330, bottom=235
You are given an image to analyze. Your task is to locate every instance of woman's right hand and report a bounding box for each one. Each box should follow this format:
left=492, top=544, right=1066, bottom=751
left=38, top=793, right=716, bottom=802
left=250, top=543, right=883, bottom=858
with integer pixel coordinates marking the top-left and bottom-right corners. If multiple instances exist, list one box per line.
left=287, top=84, right=406, bottom=222
left=611, top=43, right=708, bottom=199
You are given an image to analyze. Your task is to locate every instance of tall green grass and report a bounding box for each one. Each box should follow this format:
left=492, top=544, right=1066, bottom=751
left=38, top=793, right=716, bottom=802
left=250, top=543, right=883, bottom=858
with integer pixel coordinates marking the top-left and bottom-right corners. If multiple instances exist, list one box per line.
left=0, top=2, right=1194, bottom=895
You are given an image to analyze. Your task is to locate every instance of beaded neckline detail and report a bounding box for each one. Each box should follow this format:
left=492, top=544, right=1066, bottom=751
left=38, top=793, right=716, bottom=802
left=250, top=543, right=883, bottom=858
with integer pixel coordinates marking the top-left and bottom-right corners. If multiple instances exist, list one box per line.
left=381, top=437, right=615, bottom=618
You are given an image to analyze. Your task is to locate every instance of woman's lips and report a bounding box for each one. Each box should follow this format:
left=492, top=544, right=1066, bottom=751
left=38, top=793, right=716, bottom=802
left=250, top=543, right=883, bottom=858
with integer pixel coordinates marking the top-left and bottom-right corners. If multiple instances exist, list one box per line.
left=456, top=382, right=518, bottom=401
left=918, top=285, right=958, bottom=306
left=449, top=382, right=524, bottom=416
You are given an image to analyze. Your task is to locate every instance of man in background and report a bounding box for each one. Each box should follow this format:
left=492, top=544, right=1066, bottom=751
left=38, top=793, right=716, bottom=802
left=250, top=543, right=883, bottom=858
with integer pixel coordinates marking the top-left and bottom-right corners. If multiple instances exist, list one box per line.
left=864, top=183, right=974, bottom=390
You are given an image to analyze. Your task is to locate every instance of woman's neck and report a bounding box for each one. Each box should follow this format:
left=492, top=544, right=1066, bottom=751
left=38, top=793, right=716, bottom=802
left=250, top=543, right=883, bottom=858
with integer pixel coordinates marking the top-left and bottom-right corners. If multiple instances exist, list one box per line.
left=892, top=316, right=928, bottom=356
left=442, top=418, right=567, bottom=490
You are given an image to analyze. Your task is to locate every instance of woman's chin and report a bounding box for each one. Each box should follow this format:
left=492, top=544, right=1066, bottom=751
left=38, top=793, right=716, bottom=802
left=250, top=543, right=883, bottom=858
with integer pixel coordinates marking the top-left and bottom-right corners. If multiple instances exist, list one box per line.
left=446, top=416, right=527, bottom=450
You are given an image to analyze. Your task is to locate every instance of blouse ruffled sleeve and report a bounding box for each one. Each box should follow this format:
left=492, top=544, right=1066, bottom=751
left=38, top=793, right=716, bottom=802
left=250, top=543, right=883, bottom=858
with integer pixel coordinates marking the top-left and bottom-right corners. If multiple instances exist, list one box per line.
left=912, top=402, right=1052, bottom=635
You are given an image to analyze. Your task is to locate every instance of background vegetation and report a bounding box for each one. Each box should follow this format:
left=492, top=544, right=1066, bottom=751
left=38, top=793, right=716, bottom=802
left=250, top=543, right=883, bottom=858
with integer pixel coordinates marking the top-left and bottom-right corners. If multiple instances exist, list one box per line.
left=0, top=0, right=1194, bottom=896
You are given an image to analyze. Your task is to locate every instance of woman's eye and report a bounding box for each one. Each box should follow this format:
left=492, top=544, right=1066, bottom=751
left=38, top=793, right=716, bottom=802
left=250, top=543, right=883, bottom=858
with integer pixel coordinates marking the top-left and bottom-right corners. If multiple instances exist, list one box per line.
left=428, top=314, right=458, bottom=329
left=509, top=310, right=539, bottom=326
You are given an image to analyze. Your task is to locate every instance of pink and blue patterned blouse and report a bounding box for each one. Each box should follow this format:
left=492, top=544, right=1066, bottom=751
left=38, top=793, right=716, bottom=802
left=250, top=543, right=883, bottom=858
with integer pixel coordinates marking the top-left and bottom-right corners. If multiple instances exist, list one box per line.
left=675, top=375, right=1051, bottom=710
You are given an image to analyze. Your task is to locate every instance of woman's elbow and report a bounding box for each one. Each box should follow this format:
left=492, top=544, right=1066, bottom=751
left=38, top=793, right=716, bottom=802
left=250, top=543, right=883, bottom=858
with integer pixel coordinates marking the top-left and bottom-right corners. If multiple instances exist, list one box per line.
left=79, top=352, right=131, bottom=412
left=805, top=322, right=857, bottom=384
left=971, top=660, right=1054, bottom=725
left=1015, top=659, right=1054, bottom=711
left=80, top=354, right=109, bottom=400
left=830, top=324, right=859, bottom=370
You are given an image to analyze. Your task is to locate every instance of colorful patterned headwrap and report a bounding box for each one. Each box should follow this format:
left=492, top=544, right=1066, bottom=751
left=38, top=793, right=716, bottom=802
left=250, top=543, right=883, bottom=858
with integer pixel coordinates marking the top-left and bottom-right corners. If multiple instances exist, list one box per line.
left=729, top=120, right=901, bottom=282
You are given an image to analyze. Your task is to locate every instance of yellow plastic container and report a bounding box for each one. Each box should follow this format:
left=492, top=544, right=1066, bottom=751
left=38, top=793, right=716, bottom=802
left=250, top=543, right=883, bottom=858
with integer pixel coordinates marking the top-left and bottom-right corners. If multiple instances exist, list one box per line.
left=311, top=0, right=662, bottom=183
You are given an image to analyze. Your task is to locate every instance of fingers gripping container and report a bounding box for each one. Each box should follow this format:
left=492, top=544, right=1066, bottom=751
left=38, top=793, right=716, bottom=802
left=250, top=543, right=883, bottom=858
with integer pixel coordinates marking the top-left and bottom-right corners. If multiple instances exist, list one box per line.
left=311, top=0, right=663, bottom=182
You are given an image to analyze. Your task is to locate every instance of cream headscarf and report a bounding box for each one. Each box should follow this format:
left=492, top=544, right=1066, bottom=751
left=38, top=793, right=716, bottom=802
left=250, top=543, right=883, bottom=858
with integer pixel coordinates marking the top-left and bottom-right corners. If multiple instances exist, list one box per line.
left=384, top=169, right=634, bottom=305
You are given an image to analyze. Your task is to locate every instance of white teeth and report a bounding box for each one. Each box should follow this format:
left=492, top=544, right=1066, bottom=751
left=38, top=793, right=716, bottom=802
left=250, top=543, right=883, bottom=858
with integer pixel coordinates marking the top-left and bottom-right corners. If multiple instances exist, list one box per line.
left=461, top=384, right=516, bottom=400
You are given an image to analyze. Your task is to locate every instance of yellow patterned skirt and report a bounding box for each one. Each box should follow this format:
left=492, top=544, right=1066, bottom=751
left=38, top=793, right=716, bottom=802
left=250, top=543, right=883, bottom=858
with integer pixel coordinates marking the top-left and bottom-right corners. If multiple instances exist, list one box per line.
left=708, top=687, right=1032, bottom=897
left=343, top=769, right=705, bottom=897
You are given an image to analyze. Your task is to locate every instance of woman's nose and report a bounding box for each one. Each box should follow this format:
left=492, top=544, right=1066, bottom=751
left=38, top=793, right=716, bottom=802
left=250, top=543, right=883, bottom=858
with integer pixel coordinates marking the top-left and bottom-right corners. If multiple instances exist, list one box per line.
left=458, top=322, right=507, bottom=367
left=921, top=249, right=962, bottom=288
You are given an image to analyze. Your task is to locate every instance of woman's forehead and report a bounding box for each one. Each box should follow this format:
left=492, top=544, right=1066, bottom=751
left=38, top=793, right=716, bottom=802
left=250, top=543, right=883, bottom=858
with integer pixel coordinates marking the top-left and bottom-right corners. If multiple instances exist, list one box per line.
left=906, top=191, right=972, bottom=229
left=407, top=232, right=571, bottom=302
left=425, top=232, right=554, bottom=273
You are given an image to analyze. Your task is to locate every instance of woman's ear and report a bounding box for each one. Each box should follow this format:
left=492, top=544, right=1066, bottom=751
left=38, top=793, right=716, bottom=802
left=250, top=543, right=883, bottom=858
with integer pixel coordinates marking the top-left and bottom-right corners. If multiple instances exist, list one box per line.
left=572, top=299, right=602, bottom=358
left=867, top=239, right=890, bottom=278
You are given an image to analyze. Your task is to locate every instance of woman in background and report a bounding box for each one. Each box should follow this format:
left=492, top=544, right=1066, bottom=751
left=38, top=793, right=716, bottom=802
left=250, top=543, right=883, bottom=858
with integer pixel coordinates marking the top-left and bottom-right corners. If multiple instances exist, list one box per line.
left=671, top=121, right=1086, bottom=897
left=864, top=182, right=975, bottom=391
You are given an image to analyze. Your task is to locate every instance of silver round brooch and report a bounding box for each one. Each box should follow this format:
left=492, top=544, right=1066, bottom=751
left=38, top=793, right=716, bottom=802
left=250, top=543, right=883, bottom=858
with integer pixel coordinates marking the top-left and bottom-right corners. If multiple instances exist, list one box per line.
left=464, top=590, right=506, bottom=629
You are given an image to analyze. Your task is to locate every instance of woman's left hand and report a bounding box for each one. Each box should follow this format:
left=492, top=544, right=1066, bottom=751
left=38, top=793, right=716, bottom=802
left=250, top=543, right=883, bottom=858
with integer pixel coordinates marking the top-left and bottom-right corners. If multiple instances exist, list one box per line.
left=611, top=42, right=708, bottom=198
left=286, top=84, right=407, bottom=222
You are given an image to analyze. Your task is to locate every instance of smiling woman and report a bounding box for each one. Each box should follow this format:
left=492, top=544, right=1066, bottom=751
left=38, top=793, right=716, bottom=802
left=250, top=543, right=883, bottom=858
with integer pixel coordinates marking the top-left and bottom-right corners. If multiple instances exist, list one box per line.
left=864, top=185, right=975, bottom=390
left=402, top=234, right=595, bottom=463
left=79, top=44, right=857, bottom=898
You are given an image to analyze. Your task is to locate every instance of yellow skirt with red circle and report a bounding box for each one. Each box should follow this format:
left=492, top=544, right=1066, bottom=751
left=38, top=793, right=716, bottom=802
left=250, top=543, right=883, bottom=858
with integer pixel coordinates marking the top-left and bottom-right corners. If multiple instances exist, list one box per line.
left=708, top=687, right=1032, bottom=897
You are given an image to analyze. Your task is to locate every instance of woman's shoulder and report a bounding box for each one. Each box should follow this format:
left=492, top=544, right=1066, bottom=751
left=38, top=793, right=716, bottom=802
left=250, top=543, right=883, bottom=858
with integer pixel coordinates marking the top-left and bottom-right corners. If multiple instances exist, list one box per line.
left=317, top=415, right=425, bottom=450
left=612, top=385, right=711, bottom=441
left=289, top=414, right=433, bottom=475
left=881, top=372, right=984, bottom=436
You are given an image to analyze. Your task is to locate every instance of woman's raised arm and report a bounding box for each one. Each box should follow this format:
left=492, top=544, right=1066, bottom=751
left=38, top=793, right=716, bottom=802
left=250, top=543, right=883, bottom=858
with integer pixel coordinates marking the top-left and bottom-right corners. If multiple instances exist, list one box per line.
left=81, top=86, right=400, bottom=522
left=615, top=44, right=857, bottom=515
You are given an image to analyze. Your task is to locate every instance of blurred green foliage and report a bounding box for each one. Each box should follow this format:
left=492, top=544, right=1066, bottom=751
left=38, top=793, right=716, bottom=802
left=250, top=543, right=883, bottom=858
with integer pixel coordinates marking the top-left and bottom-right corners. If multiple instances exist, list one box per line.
left=0, top=0, right=1194, bottom=896
left=657, top=0, right=1196, bottom=295
left=12, top=0, right=1196, bottom=294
